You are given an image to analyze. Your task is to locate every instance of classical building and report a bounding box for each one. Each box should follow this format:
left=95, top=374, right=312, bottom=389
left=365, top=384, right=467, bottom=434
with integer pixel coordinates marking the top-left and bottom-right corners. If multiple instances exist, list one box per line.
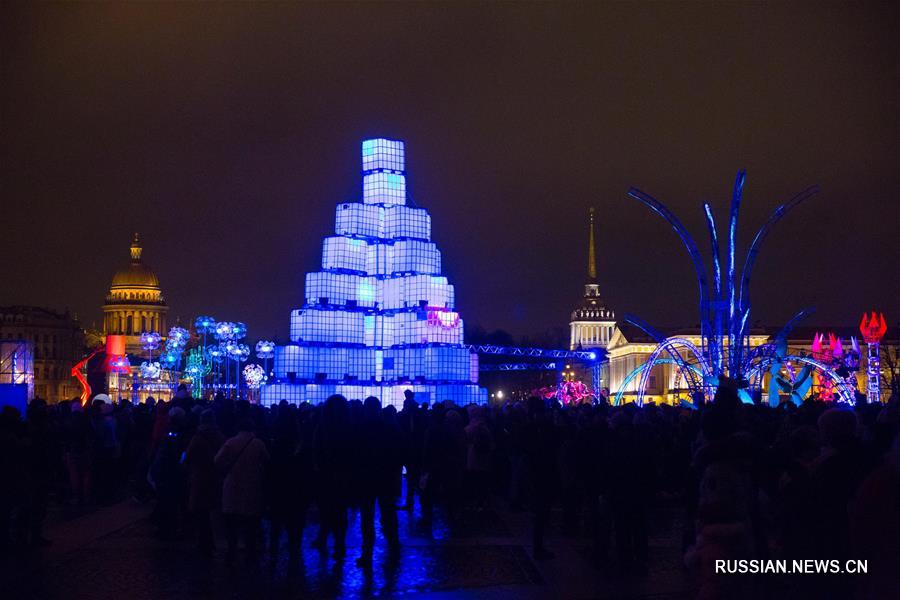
left=102, top=234, right=168, bottom=354
left=0, top=306, right=86, bottom=402
left=605, top=325, right=771, bottom=404
left=569, top=208, right=616, bottom=351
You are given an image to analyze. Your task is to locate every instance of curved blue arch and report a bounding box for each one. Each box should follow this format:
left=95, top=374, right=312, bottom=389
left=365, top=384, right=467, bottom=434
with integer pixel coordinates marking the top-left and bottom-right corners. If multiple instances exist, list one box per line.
left=727, top=170, right=745, bottom=375
left=627, top=188, right=712, bottom=345
left=614, top=358, right=703, bottom=406
left=745, top=353, right=856, bottom=405
left=737, top=185, right=819, bottom=345
left=636, top=337, right=713, bottom=407
left=703, top=203, right=723, bottom=374
left=623, top=313, right=704, bottom=393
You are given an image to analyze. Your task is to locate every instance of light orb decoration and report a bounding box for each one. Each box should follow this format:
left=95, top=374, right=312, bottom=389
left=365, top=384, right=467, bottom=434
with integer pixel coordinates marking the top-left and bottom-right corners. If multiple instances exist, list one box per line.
left=229, top=343, right=251, bottom=362
left=108, top=355, right=131, bottom=374
left=255, top=340, right=276, bottom=360
left=207, top=345, right=226, bottom=364
left=167, top=327, right=191, bottom=348
left=243, top=363, right=266, bottom=388
left=140, top=361, right=161, bottom=379
left=231, top=322, right=248, bottom=340
left=140, top=331, right=162, bottom=352
left=160, top=351, right=180, bottom=368
left=215, top=321, right=236, bottom=341
left=194, top=316, right=217, bottom=334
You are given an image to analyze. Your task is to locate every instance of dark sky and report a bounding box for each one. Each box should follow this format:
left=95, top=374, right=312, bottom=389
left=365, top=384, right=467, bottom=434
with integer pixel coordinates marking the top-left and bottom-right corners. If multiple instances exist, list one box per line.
left=2, top=2, right=898, bottom=343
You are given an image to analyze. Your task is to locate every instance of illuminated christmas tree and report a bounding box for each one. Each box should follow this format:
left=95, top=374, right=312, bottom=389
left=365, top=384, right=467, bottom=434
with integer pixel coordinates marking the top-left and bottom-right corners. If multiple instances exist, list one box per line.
left=262, top=138, right=486, bottom=408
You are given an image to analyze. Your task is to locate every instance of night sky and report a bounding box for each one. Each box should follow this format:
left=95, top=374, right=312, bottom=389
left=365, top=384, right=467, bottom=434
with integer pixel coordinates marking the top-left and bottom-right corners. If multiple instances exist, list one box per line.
left=2, top=2, right=898, bottom=343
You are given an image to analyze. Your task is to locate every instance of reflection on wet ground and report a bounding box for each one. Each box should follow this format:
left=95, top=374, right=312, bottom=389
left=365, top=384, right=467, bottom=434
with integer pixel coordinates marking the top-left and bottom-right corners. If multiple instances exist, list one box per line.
left=3, top=488, right=691, bottom=599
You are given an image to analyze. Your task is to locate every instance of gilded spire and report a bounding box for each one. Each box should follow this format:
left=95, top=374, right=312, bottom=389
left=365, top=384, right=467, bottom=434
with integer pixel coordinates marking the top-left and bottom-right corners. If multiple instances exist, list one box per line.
left=587, top=208, right=597, bottom=280
left=130, top=232, right=142, bottom=261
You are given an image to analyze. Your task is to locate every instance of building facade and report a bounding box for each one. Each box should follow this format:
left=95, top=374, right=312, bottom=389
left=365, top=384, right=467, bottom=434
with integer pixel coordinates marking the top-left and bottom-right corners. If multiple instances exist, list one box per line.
left=569, top=208, right=616, bottom=351
left=0, top=306, right=86, bottom=402
left=102, top=233, right=168, bottom=354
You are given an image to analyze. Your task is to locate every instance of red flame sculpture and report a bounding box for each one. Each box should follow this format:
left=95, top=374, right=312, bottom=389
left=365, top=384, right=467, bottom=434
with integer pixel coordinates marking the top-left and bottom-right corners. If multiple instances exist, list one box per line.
left=860, top=311, right=887, bottom=404
left=859, top=312, right=887, bottom=344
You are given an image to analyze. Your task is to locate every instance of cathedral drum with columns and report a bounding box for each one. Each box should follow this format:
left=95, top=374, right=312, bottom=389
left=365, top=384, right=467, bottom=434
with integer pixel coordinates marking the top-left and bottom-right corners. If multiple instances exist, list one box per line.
left=102, top=234, right=168, bottom=355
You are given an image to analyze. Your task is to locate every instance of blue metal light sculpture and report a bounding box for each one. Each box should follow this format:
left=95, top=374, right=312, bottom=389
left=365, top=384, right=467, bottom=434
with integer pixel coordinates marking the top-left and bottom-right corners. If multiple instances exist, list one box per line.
left=625, top=172, right=854, bottom=406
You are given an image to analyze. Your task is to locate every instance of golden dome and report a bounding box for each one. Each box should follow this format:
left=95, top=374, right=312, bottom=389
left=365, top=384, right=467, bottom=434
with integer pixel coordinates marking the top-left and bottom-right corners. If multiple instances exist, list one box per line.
left=110, top=233, right=161, bottom=289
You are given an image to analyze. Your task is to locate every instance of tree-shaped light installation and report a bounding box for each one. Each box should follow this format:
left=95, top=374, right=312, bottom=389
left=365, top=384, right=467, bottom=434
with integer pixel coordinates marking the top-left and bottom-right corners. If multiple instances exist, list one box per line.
left=228, top=343, right=250, bottom=397
left=192, top=315, right=218, bottom=393
left=859, top=311, right=887, bottom=403
left=624, top=171, right=855, bottom=406
left=194, top=316, right=217, bottom=340
left=140, top=331, right=161, bottom=354
left=168, top=327, right=190, bottom=348
left=207, top=344, right=226, bottom=390
left=255, top=340, right=275, bottom=384
left=184, top=348, right=211, bottom=399
left=139, top=331, right=163, bottom=385
left=160, top=326, right=191, bottom=393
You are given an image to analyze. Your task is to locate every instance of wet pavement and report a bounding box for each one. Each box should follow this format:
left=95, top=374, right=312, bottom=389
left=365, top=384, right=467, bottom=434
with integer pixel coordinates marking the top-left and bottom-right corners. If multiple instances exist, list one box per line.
left=2, top=490, right=692, bottom=599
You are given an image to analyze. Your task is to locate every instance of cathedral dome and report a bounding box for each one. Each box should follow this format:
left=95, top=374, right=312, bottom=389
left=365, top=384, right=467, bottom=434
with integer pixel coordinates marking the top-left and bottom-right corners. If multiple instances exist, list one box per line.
left=110, top=234, right=160, bottom=289
left=102, top=233, right=168, bottom=348
left=111, top=263, right=160, bottom=288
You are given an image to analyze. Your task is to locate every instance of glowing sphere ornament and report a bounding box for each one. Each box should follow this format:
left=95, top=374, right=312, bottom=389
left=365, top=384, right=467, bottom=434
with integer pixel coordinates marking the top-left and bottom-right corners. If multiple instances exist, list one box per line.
left=231, top=322, right=248, bottom=340
left=215, top=321, right=236, bottom=341
left=207, top=345, right=226, bottom=364
left=140, top=361, right=161, bottom=379
left=167, top=327, right=191, bottom=348
left=243, top=363, right=266, bottom=388
left=229, top=343, right=250, bottom=362
left=140, top=332, right=161, bottom=352
left=255, top=340, right=276, bottom=359
left=160, top=351, right=180, bottom=368
left=194, top=316, right=217, bottom=334
left=108, top=355, right=131, bottom=374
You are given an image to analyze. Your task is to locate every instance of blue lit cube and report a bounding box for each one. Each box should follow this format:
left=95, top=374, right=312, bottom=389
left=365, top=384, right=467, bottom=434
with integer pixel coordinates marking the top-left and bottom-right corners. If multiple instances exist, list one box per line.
left=363, top=172, right=406, bottom=205
left=362, top=138, right=405, bottom=172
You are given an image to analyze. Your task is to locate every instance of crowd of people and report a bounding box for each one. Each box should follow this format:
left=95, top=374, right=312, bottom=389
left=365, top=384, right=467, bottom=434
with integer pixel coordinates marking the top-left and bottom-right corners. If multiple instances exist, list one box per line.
left=1, top=385, right=898, bottom=597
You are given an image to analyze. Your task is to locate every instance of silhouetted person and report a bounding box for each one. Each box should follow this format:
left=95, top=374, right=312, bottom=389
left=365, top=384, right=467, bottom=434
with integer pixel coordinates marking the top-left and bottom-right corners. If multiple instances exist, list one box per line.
left=150, top=406, right=188, bottom=540
left=355, top=396, right=401, bottom=566
left=398, top=391, right=425, bottom=511
left=184, top=409, right=224, bottom=555
left=464, top=405, right=493, bottom=510
left=524, top=397, right=558, bottom=560
left=21, top=399, right=53, bottom=547
left=90, top=395, right=119, bottom=504
left=215, top=416, right=270, bottom=565
left=312, top=395, right=352, bottom=558
left=267, top=403, right=310, bottom=562
left=61, top=399, right=93, bottom=506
